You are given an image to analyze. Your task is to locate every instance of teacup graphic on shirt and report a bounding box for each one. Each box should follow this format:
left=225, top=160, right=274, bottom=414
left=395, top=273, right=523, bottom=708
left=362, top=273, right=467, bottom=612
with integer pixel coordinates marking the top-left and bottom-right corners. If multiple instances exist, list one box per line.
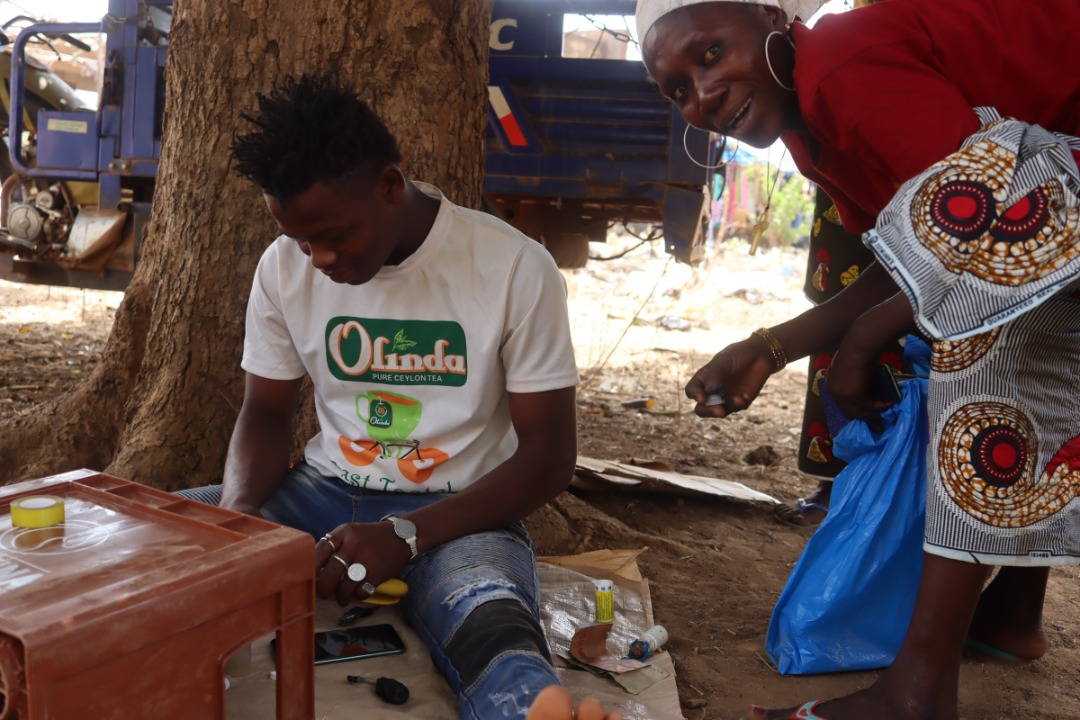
left=356, top=390, right=422, bottom=443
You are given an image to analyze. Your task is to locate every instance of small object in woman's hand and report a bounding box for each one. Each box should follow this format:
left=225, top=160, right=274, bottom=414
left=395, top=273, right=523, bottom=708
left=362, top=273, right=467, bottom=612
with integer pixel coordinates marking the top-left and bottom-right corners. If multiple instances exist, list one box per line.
left=704, top=387, right=727, bottom=407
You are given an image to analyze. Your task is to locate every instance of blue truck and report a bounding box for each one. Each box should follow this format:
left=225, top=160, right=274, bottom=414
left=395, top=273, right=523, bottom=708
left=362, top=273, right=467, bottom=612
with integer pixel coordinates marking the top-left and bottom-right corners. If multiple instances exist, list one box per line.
left=1, top=0, right=709, bottom=289
left=485, top=0, right=709, bottom=266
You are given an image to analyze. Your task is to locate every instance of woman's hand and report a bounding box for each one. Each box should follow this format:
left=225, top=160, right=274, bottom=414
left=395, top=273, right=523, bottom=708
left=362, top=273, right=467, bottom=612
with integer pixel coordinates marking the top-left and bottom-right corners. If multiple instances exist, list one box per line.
left=685, top=336, right=776, bottom=418
left=826, top=293, right=917, bottom=431
left=314, top=521, right=412, bottom=606
left=825, top=339, right=894, bottom=433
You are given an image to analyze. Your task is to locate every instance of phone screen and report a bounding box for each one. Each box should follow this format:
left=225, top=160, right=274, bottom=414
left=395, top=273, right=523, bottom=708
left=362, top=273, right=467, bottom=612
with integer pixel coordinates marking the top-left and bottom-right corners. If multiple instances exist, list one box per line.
left=271, top=624, right=406, bottom=666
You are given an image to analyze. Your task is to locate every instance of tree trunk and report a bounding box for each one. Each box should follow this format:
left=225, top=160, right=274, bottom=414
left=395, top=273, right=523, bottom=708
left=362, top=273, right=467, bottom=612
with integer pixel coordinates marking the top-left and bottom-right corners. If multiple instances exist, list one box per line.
left=0, top=0, right=493, bottom=488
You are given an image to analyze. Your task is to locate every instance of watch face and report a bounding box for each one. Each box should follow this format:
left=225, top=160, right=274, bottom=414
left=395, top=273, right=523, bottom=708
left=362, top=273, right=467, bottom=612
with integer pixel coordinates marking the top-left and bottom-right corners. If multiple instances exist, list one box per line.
left=394, top=518, right=417, bottom=539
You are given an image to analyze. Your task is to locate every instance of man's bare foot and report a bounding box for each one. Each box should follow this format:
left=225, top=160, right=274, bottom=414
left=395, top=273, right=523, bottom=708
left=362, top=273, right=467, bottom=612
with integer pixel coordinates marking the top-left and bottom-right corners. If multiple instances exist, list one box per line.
left=967, top=567, right=1050, bottom=660
left=526, top=686, right=623, bottom=720
left=773, top=480, right=832, bottom=527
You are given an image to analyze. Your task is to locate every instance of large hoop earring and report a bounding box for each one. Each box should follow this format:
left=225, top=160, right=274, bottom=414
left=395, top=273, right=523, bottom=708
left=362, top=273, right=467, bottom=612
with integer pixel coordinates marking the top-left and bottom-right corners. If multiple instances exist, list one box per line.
left=764, top=30, right=796, bottom=92
left=683, top=124, right=740, bottom=170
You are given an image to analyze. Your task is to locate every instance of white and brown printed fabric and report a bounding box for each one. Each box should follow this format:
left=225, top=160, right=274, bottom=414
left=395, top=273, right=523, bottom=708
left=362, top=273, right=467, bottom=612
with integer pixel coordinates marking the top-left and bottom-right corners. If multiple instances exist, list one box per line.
left=866, top=108, right=1080, bottom=566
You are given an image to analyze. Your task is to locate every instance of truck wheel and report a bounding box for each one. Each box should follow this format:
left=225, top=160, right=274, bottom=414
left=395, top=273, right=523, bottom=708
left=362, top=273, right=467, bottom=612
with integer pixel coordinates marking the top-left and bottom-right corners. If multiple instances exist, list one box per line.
left=541, top=232, right=589, bottom=269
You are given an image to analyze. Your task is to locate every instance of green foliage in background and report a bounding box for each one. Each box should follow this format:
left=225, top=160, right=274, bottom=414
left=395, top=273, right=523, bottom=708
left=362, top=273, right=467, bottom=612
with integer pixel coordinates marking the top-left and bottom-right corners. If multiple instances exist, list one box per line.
left=744, top=164, right=814, bottom=247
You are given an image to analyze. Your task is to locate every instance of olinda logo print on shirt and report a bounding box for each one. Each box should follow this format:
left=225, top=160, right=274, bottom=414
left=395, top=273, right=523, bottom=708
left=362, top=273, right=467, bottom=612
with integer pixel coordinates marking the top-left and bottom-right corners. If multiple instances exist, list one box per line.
left=326, top=317, right=468, bottom=385
left=327, top=317, right=463, bottom=485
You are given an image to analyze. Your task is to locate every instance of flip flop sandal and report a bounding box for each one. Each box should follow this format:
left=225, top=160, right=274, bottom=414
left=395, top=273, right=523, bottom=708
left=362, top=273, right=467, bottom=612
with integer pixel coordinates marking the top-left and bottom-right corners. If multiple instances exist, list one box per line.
left=964, top=637, right=1023, bottom=662
left=773, top=498, right=829, bottom=528
left=745, top=700, right=831, bottom=720
left=789, top=701, right=831, bottom=719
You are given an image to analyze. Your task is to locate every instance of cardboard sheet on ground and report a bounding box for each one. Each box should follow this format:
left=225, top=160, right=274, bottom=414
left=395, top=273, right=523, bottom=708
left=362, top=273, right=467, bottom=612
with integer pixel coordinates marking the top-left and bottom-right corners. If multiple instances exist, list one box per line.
left=575, top=456, right=778, bottom=504
left=226, top=549, right=682, bottom=720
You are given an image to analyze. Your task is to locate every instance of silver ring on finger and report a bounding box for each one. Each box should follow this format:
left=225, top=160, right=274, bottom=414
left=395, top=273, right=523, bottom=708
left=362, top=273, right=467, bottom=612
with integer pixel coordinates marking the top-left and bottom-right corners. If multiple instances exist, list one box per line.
left=319, top=533, right=338, bottom=552
left=330, top=554, right=349, bottom=571
left=347, top=562, right=368, bottom=583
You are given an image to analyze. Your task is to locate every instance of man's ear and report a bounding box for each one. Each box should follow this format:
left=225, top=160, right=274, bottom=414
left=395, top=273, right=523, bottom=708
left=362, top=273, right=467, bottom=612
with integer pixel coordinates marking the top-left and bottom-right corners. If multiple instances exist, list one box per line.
left=376, top=165, right=406, bottom=204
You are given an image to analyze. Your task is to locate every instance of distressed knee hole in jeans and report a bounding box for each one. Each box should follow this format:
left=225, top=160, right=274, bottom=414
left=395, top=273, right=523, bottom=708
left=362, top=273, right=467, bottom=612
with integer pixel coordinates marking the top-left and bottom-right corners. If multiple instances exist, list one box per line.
left=444, top=577, right=518, bottom=609
left=443, top=598, right=552, bottom=691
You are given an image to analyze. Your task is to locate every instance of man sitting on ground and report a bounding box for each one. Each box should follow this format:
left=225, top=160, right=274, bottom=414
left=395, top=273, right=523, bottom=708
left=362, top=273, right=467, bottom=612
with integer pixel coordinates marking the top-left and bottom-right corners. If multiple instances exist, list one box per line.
left=180, top=72, right=579, bottom=720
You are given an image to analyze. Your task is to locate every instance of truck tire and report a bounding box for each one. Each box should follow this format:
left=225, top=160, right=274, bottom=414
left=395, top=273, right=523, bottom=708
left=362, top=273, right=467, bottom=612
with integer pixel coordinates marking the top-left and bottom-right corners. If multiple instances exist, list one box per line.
left=541, top=232, right=589, bottom=269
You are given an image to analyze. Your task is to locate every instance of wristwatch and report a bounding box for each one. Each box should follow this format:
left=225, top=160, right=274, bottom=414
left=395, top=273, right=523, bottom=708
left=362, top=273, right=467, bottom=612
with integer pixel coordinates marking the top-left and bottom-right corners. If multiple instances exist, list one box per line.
left=381, top=514, right=419, bottom=559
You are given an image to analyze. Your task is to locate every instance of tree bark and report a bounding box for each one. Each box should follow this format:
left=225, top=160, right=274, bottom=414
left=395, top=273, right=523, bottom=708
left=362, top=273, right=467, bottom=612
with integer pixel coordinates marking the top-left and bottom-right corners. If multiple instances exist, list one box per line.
left=0, top=0, right=493, bottom=488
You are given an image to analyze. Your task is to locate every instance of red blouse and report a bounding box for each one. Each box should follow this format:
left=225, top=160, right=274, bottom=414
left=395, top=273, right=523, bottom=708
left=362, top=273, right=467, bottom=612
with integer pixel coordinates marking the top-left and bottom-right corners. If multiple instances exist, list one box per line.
left=781, top=0, right=1080, bottom=233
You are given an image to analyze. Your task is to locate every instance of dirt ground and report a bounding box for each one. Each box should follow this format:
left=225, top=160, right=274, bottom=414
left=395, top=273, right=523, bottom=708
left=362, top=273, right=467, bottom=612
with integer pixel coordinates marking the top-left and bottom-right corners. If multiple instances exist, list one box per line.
left=1, top=238, right=1078, bottom=720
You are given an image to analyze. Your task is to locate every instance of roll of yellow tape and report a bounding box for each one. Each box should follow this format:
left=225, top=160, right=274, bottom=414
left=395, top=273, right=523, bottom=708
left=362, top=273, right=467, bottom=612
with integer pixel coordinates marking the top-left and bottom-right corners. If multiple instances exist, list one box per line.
left=11, top=495, right=66, bottom=528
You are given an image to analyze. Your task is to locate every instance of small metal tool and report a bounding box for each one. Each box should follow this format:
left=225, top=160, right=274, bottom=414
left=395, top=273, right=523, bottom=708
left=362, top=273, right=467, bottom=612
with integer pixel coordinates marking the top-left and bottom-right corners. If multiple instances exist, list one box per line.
left=346, top=675, right=410, bottom=705
left=703, top=386, right=727, bottom=407
left=337, top=605, right=377, bottom=626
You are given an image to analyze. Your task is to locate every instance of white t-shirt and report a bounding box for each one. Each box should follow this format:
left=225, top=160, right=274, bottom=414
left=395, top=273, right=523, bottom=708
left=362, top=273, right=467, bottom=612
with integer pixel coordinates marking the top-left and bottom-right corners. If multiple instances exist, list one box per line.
left=242, top=183, right=579, bottom=493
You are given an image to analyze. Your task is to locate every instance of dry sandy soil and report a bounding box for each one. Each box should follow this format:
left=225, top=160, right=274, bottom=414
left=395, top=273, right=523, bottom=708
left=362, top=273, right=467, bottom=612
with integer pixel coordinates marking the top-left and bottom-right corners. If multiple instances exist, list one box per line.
left=1, top=238, right=1077, bottom=720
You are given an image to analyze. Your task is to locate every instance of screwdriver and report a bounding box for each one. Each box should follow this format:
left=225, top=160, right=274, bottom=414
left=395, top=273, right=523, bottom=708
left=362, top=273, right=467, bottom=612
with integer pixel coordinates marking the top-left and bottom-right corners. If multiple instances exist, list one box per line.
left=346, top=674, right=410, bottom=705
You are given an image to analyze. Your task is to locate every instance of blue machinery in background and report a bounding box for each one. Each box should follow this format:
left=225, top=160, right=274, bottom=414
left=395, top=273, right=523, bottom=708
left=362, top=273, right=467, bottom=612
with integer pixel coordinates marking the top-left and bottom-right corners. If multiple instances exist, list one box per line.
left=485, top=0, right=708, bottom=265
left=9, top=2, right=166, bottom=181
left=2, top=0, right=708, bottom=289
left=3, top=0, right=168, bottom=289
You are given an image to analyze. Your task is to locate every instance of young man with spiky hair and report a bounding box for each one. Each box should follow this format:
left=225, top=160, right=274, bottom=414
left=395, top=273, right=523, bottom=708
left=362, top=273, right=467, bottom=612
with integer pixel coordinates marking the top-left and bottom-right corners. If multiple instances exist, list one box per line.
left=181, top=73, right=579, bottom=719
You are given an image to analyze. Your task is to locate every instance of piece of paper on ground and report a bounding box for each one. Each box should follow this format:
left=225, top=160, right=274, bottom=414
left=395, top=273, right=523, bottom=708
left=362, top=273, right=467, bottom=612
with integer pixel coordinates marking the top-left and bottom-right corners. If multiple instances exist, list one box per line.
left=575, top=455, right=779, bottom=504
left=225, top=549, right=683, bottom=720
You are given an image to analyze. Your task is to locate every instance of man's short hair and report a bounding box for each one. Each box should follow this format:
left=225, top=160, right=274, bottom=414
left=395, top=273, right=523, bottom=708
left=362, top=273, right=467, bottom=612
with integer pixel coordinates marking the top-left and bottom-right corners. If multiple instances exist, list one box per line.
left=231, top=72, right=402, bottom=202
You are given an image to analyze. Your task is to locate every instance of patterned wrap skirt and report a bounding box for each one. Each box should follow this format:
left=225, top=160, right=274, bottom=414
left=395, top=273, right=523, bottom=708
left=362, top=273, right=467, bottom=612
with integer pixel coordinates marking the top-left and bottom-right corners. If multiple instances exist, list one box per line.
left=866, top=108, right=1080, bottom=566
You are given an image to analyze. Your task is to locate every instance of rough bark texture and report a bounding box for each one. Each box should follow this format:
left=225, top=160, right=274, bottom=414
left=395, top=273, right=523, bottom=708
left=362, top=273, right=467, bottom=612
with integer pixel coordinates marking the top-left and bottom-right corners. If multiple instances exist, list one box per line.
left=0, top=0, right=493, bottom=488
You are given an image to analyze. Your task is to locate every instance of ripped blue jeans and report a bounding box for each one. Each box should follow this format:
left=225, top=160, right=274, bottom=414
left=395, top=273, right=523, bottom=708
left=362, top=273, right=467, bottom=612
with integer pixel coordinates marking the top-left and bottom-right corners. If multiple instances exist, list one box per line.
left=178, top=461, right=558, bottom=719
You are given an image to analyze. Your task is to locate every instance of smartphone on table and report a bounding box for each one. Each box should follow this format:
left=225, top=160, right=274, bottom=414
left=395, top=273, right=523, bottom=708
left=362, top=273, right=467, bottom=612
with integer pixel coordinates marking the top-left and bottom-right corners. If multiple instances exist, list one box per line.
left=270, top=623, right=406, bottom=666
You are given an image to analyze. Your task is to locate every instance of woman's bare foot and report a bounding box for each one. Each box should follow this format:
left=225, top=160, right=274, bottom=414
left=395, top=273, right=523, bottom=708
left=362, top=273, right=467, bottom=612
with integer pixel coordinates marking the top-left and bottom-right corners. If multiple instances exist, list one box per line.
left=745, top=685, right=936, bottom=720
left=966, top=566, right=1050, bottom=660
left=747, top=555, right=989, bottom=720
left=526, top=686, right=623, bottom=720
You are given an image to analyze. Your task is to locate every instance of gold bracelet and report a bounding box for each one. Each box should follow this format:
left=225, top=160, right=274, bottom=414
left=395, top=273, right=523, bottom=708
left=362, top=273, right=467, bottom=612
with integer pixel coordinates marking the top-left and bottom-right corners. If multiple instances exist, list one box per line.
left=752, top=327, right=787, bottom=373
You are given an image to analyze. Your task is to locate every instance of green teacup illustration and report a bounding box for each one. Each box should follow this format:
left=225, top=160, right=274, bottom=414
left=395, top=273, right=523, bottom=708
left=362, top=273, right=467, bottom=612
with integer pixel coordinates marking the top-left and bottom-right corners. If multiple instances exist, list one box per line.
left=356, top=390, right=423, bottom=443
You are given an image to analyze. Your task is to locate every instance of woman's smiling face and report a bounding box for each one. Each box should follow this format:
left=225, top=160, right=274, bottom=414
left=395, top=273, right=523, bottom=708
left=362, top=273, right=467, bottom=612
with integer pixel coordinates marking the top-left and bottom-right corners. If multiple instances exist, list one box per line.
left=642, top=2, right=802, bottom=148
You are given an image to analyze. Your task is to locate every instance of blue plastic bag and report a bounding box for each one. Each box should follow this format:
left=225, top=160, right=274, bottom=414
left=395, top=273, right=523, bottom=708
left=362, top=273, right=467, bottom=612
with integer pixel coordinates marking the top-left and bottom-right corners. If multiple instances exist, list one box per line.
left=765, top=346, right=929, bottom=675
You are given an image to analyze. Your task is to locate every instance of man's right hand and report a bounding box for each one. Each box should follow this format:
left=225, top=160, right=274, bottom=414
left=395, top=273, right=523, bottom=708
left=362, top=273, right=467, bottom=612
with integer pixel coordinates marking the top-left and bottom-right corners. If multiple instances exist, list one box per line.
left=315, top=521, right=413, bottom=606
left=684, top=336, right=775, bottom=418
left=219, top=373, right=303, bottom=520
